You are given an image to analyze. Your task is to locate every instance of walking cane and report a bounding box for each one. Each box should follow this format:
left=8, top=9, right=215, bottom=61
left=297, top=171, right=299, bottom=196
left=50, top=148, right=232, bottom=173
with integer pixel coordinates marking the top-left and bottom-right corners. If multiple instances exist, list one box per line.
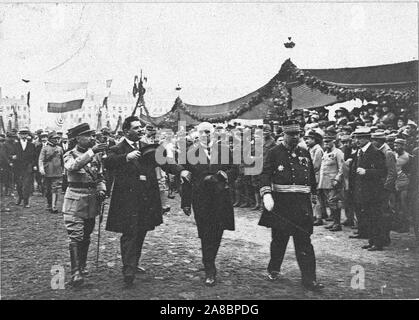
left=96, top=200, right=105, bottom=269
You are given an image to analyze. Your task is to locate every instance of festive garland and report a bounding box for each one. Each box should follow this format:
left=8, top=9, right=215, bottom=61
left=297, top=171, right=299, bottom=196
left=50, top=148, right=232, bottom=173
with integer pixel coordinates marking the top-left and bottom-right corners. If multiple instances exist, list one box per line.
left=281, top=59, right=417, bottom=109
left=170, top=79, right=290, bottom=123
left=146, top=58, right=417, bottom=127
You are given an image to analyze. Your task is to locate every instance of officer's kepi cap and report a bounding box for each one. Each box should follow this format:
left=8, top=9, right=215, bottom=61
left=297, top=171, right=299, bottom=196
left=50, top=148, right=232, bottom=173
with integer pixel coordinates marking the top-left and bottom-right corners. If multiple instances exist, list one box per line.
left=281, top=119, right=301, bottom=134
left=67, top=123, right=95, bottom=139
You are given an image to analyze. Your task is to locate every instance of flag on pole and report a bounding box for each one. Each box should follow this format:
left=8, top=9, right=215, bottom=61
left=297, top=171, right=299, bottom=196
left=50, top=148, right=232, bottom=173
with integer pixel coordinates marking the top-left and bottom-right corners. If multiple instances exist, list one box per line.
left=45, top=82, right=88, bottom=113
left=102, top=79, right=112, bottom=111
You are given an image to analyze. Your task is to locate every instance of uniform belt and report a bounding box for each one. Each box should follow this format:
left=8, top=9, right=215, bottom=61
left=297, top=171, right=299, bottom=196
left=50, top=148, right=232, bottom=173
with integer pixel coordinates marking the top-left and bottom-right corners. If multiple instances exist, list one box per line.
left=271, top=184, right=311, bottom=194
left=68, top=182, right=96, bottom=188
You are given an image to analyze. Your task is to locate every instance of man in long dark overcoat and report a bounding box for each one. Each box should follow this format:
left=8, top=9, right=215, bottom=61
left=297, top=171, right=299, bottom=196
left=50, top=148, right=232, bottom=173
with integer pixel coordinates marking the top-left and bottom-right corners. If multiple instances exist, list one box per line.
left=179, top=122, right=238, bottom=286
left=104, top=116, right=183, bottom=285
left=348, top=127, right=387, bottom=250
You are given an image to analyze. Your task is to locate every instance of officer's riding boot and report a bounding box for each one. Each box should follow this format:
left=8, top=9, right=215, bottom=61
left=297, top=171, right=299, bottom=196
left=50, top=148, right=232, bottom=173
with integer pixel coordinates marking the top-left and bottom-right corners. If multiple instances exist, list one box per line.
left=69, top=243, right=84, bottom=287
left=239, top=185, right=250, bottom=208
left=51, top=193, right=58, bottom=213
left=232, top=188, right=242, bottom=207
left=252, top=193, right=261, bottom=210
left=79, top=240, right=90, bottom=276
left=329, top=209, right=342, bottom=231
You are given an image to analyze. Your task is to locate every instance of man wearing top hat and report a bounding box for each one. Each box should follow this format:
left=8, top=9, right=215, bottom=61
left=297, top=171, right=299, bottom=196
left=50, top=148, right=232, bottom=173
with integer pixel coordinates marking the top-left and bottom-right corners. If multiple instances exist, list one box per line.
left=13, top=127, right=37, bottom=208
left=259, top=119, right=324, bottom=291
left=348, top=127, right=387, bottom=251
left=38, top=131, right=64, bottom=213
left=62, top=123, right=108, bottom=286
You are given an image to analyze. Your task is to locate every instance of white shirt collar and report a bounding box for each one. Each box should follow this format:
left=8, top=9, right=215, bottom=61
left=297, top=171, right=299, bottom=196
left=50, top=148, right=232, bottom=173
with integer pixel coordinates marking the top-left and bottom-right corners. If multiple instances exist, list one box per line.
left=124, top=137, right=138, bottom=148
left=360, top=142, right=371, bottom=153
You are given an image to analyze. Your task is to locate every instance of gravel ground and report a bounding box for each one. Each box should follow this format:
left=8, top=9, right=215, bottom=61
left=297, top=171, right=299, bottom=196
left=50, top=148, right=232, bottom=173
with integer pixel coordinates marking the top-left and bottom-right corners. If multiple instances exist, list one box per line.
left=1, top=192, right=418, bottom=300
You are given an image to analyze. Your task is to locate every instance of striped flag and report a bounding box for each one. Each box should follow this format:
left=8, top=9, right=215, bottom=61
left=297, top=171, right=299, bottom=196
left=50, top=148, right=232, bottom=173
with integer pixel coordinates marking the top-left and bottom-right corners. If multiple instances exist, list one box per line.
left=45, top=82, right=88, bottom=113
left=102, top=79, right=112, bottom=111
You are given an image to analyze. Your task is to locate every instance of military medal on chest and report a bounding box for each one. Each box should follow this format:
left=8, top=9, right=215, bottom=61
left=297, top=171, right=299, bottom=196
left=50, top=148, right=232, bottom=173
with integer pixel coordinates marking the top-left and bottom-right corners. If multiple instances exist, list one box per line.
left=278, top=165, right=284, bottom=172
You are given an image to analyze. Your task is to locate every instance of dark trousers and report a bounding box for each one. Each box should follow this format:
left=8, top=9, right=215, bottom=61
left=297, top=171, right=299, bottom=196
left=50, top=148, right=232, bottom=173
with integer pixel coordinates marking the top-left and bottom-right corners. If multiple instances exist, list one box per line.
left=200, top=227, right=224, bottom=277
left=120, top=227, right=147, bottom=277
left=62, top=174, right=68, bottom=192
left=15, top=172, right=33, bottom=203
left=34, top=172, right=44, bottom=194
left=268, top=228, right=316, bottom=283
left=381, top=190, right=393, bottom=244
left=356, top=201, right=385, bottom=247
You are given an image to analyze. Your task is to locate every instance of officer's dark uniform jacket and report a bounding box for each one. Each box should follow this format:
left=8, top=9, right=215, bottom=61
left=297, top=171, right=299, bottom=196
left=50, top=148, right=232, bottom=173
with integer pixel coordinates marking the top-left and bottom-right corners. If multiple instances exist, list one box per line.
left=259, top=142, right=316, bottom=234
left=62, top=147, right=106, bottom=219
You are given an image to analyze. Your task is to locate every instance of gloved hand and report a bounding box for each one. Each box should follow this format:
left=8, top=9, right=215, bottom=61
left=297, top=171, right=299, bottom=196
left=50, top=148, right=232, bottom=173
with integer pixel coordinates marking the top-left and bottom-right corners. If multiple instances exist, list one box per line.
left=126, top=150, right=142, bottom=162
left=182, top=207, right=191, bottom=216
left=39, top=167, right=45, bottom=176
left=263, top=193, right=274, bottom=211
left=180, top=170, right=192, bottom=183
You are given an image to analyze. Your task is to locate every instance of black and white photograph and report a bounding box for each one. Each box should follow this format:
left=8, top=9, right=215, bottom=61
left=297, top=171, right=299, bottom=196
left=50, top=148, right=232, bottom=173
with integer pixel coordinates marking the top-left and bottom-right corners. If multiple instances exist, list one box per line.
left=0, top=0, right=418, bottom=304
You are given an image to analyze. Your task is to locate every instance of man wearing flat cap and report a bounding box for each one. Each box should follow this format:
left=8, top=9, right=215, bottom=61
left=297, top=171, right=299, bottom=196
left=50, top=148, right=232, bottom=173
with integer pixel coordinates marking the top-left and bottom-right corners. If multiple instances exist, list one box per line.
left=393, top=138, right=411, bottom=233
left=304, top=129, right=325, bottom=226
left=62, top=123, right=108, bottom=286
left=371, top=131, right=397, bottom=246
left=34, top=131, right=49, bottom=194
left=348, top=127, right=387, bottom=251
left=13, top=127, right=37, bottom=208
left=38, top=131, right=64, bottom=213
left=259, top=120, right=324, bottom=291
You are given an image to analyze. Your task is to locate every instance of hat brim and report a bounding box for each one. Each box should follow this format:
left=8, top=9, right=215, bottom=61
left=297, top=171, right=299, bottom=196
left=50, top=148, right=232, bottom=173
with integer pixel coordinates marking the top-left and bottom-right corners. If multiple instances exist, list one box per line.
left=76, top=129, right=96, bottom=137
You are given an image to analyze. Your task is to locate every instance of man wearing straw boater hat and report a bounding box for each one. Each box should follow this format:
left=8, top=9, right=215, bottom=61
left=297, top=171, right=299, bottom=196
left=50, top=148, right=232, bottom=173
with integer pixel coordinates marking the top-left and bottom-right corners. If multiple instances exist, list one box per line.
left=259, top=119, right=324, bottom=291
left=62, top=123, right=108, bottom=287
left=348, top=127, right=387, bottom=251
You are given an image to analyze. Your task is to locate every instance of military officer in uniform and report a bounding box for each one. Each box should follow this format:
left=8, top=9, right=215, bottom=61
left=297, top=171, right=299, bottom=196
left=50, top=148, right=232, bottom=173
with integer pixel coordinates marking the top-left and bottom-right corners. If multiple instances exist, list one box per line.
left=259, top=120, right=324, bottom=291
left=62, top=123, right=108, bottom=287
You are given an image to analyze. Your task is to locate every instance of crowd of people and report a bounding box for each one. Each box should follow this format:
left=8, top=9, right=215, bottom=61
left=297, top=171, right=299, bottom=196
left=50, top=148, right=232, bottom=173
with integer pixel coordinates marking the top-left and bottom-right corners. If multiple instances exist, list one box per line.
left=0, top=102, right=418, bottom=290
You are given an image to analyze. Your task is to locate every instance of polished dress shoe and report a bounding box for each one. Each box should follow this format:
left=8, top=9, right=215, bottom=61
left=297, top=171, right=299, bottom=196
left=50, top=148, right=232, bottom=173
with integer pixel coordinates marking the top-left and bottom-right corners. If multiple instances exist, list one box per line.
left=342, top=220, right=354, bottom=227
left=302, top=280, right=324, bottom=291
left=80, top=267, right=89, bottom=276
left=313, top=219, right=323, bottom=226
left=70, top=271, right=84, bottom=287
left=204, top=276, right=216, bottom=286
left=367, top=246, right=383, bottom=251
left=124, top=274, right=135, bottom=285
left=383, top=239, right=391, bottom=247
left=325, top=217, right=334, bottom=222
left=15, top=198, right=22, bottom=205
left=24, top=204, right=30, bottom=208
left=330, top=225, right=342, bottom=232
left=361, top=244, right=373, bottom=249
left=349, top=234, right=362, bottom=239
left=324, top=223, right=334, bottom=229
left=267, top=271, right=283, bottom=281
left=351, top=225, right=358, bottom=230
left=136, top=266, right=146, bottom=274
